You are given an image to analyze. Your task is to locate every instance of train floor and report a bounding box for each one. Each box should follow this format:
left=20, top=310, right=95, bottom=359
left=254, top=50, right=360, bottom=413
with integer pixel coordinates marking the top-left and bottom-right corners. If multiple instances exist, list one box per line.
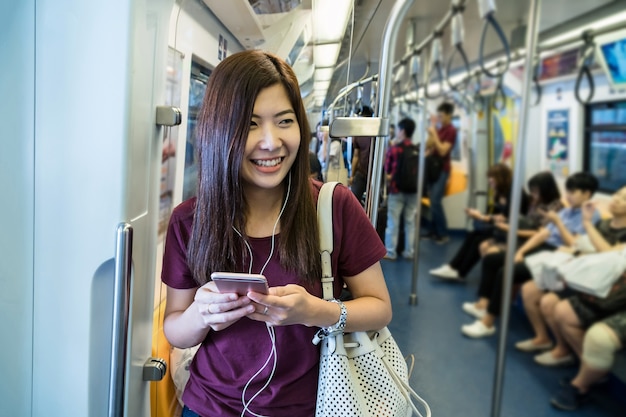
left=383, top=233, right=626, bottom=417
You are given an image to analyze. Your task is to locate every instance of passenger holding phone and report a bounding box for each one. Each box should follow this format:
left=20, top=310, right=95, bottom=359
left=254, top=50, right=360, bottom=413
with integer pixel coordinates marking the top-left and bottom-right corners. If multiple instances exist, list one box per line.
left=161, top=50, right=391, bottom=417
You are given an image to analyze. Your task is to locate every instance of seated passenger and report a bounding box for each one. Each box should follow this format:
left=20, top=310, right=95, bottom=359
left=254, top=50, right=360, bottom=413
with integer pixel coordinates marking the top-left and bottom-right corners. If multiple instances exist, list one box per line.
left=549, top=274, right=626, bottom=411
left=485, top=171, right=563, bottom=255
left=520, top=187, right=626, bottom=366
left=461, top=172, right=599, bottom=338
left=429, top=164, right=532, bottom=280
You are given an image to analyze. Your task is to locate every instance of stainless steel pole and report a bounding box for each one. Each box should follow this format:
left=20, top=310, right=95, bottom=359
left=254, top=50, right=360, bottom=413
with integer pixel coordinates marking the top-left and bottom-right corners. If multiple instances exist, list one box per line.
left=367, top=0, right=416, bottom=227
left=109, top=223, right=133, bottom=417
left=409, top=99, right=429, bottom=305
left=490, top=0, right=542, bottom=416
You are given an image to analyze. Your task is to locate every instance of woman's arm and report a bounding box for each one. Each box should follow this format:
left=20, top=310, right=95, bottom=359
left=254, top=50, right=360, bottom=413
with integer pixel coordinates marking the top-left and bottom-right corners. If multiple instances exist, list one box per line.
left=427, top=126, right=452, bottom=157
left=163, top=283, right=254, bottom=348
left=542, top=210, right=577, bottom=247
left=515, top=227, right=550, bottom=262
left=247, top=262, right=392, bottom=332
left=581, top=202, right=613, bottom=252
left=495, top=222, right=537, bottom=238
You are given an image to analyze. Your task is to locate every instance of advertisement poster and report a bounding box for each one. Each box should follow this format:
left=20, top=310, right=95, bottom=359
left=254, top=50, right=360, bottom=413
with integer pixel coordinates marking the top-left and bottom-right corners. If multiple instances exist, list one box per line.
left=546, top=109, right=569, bottom=178
left=490, top=92, right=521, bottom=167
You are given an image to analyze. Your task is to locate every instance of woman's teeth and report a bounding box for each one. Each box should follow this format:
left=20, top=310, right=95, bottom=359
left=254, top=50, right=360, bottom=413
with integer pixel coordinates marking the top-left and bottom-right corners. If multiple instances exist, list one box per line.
left=253, top=157, right=282, bottom=167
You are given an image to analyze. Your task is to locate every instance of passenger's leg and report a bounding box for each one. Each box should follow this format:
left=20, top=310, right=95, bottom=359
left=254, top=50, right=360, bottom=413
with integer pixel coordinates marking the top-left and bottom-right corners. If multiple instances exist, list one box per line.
left=462, top=255, right=508, bottom=337
left=575, top=323, right=622, bottom=392
left=351, top=171, right=367, bottom=204
left=551, top=322, right=622, bottom=411
left=384, top=193, right=404, bottom=259
left=541, top=293, right=570, bottom=354
left=555, top=299, right=586, bottom=357
left=402, top=192, right=417, bottom=258
left=519, top=281, right=553, bottom=347
left=428, top=171, right=449, bottom=239
left=450, top=231, right=491, bottom=277
left=478, top=260, right=533, bottom=331
left=475, top=252, right=507, bottom=309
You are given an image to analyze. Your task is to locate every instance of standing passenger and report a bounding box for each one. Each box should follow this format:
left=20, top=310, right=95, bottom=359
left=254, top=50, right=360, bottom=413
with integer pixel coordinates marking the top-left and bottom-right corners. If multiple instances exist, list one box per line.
left=424, top=102, right=457, bottom=244
left=383, top=117, right=418, bottom=260
left=161, top=50, right=392, bottom=417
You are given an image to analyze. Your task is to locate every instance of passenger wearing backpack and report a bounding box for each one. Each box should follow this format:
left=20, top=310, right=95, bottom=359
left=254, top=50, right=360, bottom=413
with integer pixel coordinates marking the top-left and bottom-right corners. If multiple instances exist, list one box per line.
left=424, top=102, right=457, bottom=244
left=383, top=118, right=419, bottom=260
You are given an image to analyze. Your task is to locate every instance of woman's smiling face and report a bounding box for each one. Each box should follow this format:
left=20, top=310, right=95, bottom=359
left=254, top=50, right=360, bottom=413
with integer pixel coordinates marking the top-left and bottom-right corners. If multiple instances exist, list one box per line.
left=241, top=83, right=301, bottom=192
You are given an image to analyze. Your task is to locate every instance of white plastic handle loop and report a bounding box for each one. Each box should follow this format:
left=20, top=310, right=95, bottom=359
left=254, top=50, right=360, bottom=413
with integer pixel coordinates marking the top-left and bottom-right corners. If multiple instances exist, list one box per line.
left=478, top=0, right=496, bottom=19
left=430, top=37, right=443, bottom=67
left=409, top=55, right=420, bottom=78
left=451, top=13, right=464, bottom=46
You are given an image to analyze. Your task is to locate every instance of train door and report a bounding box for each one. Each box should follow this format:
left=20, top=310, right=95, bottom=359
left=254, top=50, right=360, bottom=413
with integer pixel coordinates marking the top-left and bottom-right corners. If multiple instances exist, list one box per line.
left=1, top=0, right=175, bottom=416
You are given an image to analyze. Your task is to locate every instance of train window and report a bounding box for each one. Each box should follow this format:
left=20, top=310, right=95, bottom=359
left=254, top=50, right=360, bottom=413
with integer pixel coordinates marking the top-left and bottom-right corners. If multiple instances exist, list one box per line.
left=584, top=99, right=626, bottom=193
left=182, top=60, right=212, bottom=201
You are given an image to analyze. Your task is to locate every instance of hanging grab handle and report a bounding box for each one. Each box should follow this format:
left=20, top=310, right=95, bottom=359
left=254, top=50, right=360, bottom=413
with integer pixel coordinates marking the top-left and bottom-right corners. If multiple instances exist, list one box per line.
left=472, top=71, right=485, bottom=113
left=447, top=9, right=470, bottom=92
left=393, top=64, right=407, bottom=98
left=478, top=0, right=511, bottom=78
left=408, top=54, right=421, bottom=91
left=492, top=74, right=506, bottom=111
left=575, top=33, right=595, bottom=105
left=424, top=35, right=445, bottom=99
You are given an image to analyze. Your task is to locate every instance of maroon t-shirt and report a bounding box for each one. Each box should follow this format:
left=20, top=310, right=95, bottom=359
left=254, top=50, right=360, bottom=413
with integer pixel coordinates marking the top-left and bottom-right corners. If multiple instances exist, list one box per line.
left=437, top=123, right=457, bottom=173
left=161, top=181, right=386, bottom=417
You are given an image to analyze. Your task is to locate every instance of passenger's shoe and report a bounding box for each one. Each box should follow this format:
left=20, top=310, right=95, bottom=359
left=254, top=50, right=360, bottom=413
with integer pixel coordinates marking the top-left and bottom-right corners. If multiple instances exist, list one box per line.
left=550, top=383, right=589, bottom=411
left=461, top=320, right=495, bottom=338
left=434, top=235, right=450, bottom=245
left=429, top=264, right=460, bottom=279
left=462, top=302, right=487, bottom=319
left=559, top=376, right=608, bottom=388
left=515, top=338, right=553, bottom=352
left=401, top=251, right=414, bottom=260
left=534, top=351, right=576, bottom=367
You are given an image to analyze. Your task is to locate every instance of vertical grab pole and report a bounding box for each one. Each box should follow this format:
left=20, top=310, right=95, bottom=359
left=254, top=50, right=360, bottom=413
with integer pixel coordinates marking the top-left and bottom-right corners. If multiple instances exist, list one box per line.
left=109, top=223, right=133, bottom=417
left=490, top=0, right=541, bottom=416
left=366, top=0, right=416, bottom=227
left=410, top=99, right=429, bottom=305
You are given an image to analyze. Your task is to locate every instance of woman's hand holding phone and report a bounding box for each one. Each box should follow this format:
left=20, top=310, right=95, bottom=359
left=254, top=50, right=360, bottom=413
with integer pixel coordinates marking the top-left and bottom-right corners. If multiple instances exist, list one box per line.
left=246, top=284, right=324, bottom=327
left=193, top=281, right=255, bottom=332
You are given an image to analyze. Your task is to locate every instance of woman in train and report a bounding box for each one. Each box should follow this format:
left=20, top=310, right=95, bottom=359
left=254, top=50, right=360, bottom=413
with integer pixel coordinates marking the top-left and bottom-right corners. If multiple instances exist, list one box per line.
left=429, top=163, right=531, bottom=281
left=160, top=50, right=391, bottom=417
left=517, top=187, right=626, bottom=365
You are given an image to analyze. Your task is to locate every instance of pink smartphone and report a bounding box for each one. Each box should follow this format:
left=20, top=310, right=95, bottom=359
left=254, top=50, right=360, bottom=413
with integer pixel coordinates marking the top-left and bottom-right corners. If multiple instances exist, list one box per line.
left=210, top=272, right=269, bottom=296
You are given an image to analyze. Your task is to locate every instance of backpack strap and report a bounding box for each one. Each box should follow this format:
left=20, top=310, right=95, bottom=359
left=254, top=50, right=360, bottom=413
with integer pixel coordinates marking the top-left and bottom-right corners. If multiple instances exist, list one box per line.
left=317, top=182, right=339, bottom=301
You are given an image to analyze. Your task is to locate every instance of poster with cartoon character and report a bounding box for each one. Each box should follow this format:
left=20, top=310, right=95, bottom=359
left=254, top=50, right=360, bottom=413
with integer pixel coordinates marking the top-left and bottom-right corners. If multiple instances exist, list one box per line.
left=546, top=109, right=569, bottom=178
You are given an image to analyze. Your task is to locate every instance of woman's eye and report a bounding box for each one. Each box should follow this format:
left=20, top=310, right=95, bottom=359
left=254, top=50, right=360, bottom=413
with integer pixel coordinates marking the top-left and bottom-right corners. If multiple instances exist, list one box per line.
left=250, top=120, right=258, bottom=128
left=279, top=118, right=294, bottom=126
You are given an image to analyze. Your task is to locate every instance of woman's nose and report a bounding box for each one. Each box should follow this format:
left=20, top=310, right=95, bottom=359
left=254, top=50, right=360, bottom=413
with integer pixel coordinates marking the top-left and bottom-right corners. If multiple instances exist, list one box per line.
left=260, top=125, right=281, bottom=150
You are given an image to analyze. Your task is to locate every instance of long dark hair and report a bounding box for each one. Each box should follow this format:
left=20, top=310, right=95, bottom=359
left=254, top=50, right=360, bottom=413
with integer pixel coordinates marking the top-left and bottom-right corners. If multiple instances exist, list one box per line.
left=188, top=50, right=320, bottom=286
left=528, top=171, right=561, bottom=205
left=487, top=163, right=512, bottom=198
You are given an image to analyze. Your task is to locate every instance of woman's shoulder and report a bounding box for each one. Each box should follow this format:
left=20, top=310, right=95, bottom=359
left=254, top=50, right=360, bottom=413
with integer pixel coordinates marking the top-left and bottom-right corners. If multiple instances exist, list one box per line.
left=170, top=197, right=196, bottom=229
left=309, top=180, right=354, bottom=204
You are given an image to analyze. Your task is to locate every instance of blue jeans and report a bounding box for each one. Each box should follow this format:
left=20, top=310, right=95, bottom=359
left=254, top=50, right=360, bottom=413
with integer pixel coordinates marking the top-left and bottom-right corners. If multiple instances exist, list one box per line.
left=428, top=170, right=449, bottom=238
left=385, top=192, right=417, bottom=258
left=182, top=406, right=200, bottom=417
